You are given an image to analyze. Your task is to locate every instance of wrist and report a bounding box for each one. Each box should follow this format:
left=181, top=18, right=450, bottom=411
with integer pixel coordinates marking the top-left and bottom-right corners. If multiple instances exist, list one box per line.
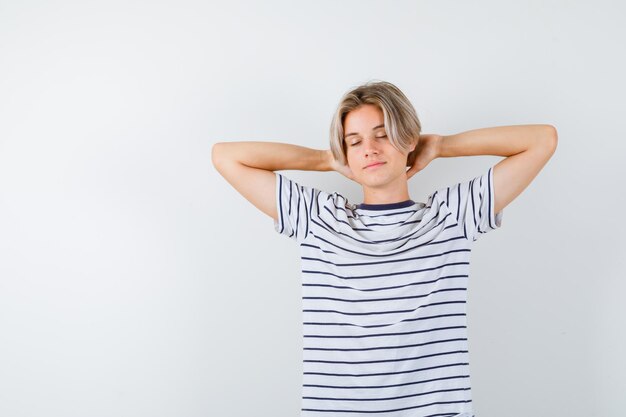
left=437, top=135, right=447, bottom=158
left=319, top=149, right=333, bottom=172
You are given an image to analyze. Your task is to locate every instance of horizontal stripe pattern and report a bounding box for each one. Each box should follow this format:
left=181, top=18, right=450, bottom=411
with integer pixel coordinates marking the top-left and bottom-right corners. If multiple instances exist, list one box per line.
left=273, top=167, right=502, bottom=417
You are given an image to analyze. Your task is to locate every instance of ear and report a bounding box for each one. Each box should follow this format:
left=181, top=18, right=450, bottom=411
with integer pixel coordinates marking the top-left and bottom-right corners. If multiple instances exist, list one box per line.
left=406, top=138, right=418, bottom=167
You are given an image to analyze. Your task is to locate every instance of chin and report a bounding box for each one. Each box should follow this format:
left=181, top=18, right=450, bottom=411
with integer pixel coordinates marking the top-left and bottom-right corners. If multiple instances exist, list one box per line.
left=361, top=177, right=390, bottom=187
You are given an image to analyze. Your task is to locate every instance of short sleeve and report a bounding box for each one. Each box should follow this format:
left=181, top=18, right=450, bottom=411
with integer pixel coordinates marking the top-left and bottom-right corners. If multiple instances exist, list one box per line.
left=439, top=165, right=503, bottom=242
left=273, top=172, right=322, bottom=244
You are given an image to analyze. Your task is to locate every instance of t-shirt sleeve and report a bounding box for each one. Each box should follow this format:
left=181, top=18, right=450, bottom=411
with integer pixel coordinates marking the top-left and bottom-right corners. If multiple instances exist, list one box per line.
left=273, top=172, right=322, bottom=244
left=438, top=165, right=503, bottom=242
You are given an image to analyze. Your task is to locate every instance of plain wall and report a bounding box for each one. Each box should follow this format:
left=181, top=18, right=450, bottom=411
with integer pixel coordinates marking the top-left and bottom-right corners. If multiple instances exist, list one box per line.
left=0, top=1, right=624, bottom=416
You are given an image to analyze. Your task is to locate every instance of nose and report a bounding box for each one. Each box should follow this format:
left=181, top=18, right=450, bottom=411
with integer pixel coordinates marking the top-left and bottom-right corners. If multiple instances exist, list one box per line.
left=364, top=138, right=381, bottom=156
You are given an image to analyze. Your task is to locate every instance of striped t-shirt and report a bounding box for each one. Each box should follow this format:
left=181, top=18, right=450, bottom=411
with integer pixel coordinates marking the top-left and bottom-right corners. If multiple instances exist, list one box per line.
left=273, top=165, right=503, bottom=417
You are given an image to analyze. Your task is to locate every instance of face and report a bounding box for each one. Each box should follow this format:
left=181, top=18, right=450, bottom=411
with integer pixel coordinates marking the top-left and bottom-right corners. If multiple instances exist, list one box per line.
left=344, top=104, right=416, bottom=188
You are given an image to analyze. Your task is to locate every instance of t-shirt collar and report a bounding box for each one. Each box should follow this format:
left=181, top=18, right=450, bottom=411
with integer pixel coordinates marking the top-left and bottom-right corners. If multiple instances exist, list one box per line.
left=356, top=199, right=415, bottom=211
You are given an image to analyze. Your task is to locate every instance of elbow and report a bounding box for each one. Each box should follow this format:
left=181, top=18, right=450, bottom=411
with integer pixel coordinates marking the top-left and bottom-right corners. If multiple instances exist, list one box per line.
left=543, top=124, right=558, bottom=153
left=212, top=142, right=224, bottom=168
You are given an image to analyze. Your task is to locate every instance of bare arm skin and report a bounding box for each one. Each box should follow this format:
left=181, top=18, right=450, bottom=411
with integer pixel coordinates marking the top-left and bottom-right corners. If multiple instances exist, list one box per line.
left=211, top=141, right=330, bottom=222
left=437, top=124, right=558, bottom=214
left=213, top=124, right=557, bottom=225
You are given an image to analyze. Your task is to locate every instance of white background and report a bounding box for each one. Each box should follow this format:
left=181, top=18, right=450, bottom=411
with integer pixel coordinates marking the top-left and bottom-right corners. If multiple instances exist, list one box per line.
left=1, top=1, right=624, bottom=416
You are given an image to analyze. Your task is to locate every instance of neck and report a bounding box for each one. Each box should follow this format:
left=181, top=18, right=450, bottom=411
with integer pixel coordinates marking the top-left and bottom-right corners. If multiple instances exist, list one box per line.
left=361, top=177, right=411, bottom=205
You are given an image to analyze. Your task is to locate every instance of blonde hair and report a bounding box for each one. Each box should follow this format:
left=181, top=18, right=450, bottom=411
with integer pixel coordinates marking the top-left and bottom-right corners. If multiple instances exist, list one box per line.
left=329, top=80, right=421, bottom=167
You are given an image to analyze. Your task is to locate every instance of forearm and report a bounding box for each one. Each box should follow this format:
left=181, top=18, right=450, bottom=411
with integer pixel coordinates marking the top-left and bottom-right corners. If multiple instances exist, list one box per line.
left=212, top=141, right=330, bottom=172
left=438, top=124, right=557, bottom=158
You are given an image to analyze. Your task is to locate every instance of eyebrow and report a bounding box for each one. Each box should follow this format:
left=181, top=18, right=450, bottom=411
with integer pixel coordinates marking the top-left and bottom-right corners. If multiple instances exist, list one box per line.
left=345, top=123, right=385, bottom=139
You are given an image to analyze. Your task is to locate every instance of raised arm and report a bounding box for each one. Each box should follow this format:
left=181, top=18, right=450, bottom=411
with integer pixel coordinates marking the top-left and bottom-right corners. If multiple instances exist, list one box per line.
left=437, top=124, right=558, bottom=214
left=211, top=141, right=331, bottom=222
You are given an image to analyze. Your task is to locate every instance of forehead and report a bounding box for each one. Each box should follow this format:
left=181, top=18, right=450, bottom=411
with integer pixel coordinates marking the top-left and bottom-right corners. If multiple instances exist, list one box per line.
left=344, top=105, right=385, bottom=139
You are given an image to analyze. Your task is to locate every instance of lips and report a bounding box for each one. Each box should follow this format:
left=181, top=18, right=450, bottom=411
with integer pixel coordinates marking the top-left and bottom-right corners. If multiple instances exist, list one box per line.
left=365, top=162, right=386, bottom=169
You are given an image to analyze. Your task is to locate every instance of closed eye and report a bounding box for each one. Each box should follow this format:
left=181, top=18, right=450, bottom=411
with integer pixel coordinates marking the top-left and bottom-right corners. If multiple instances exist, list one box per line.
left=350, top=135, right=387, bottom=146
